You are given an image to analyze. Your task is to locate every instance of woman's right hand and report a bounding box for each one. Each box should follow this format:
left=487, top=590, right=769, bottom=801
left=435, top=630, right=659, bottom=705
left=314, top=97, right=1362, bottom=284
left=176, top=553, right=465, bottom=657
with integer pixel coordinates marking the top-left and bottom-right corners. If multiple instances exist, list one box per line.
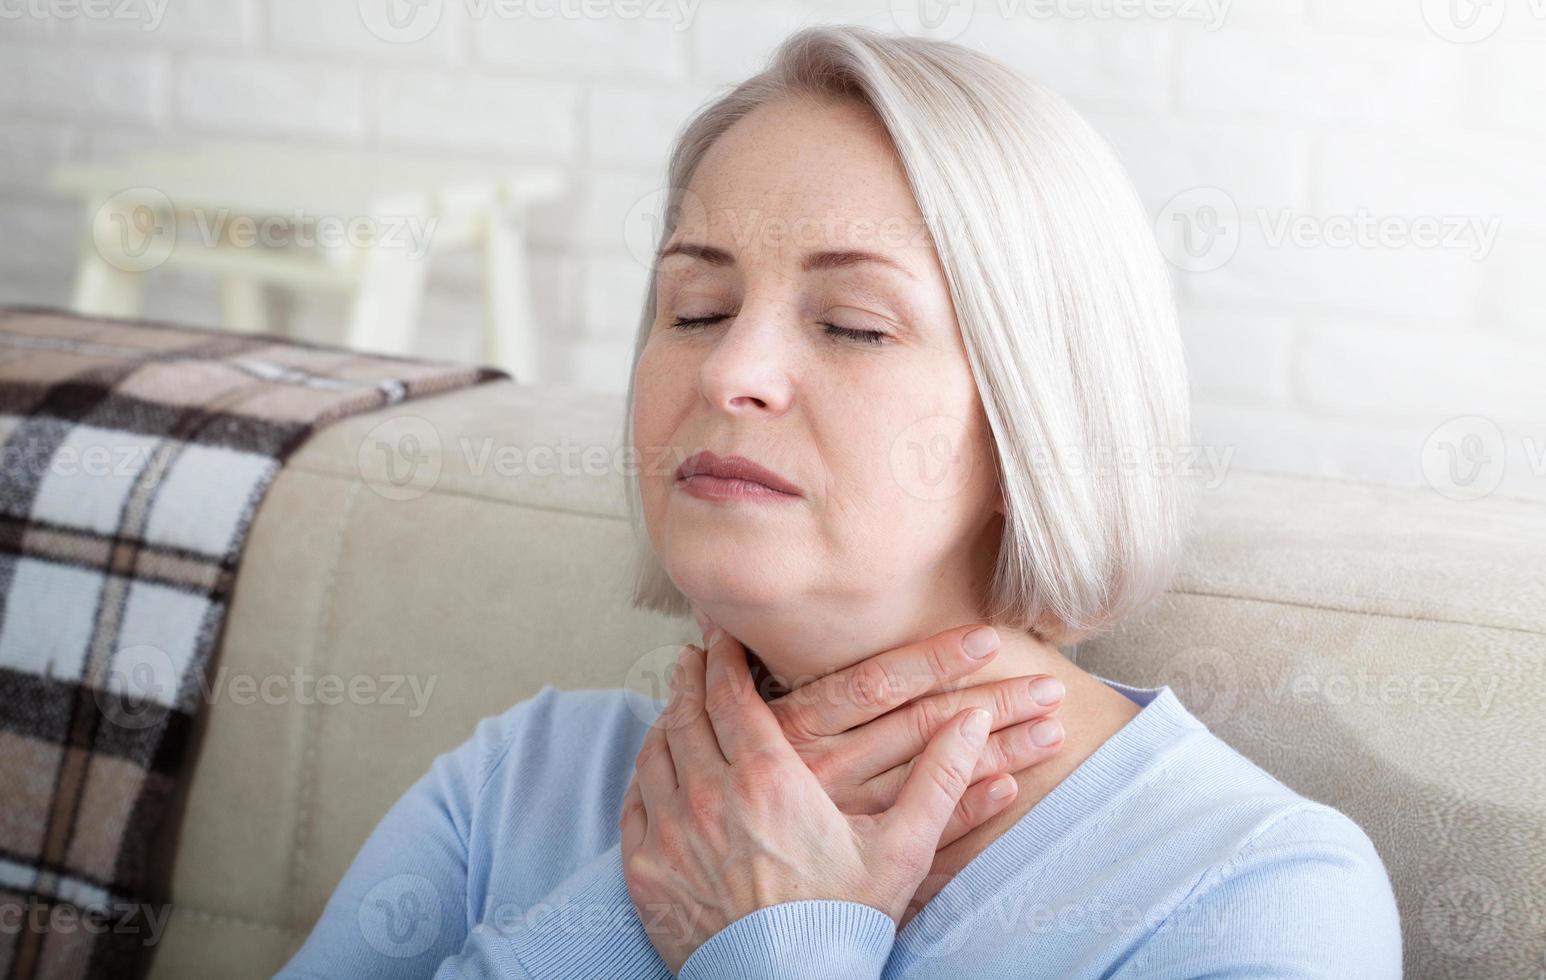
left=686, top=611, right=1066, bottom=849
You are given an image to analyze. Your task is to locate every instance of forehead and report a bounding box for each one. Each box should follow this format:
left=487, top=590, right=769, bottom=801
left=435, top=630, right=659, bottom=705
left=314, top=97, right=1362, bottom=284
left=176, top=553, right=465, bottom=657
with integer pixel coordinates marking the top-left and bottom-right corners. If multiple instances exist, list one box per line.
left=679, top=95, right=933, bottom=259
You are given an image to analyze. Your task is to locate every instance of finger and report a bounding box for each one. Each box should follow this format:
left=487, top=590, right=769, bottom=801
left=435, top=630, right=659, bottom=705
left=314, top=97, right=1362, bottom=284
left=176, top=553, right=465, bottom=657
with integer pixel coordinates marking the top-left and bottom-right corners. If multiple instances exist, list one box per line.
left=866, top=712, right=1065, bottom=813
left=883, top=707, right=990, bottom=845
left=700, top=623, right=791, bottom=766
left=633, top=720, right=678, bottom=816
left=619, top=776, right=647, bottom=852
left=822, top=674, right=1064, bottom=783
left=937, top=774, right=1019, bottom=849
left=977, top=716, right=1064, bottom=781
left=663, top=643, right=729, bottom=776
left=769, top=625, right=1001, bottom=741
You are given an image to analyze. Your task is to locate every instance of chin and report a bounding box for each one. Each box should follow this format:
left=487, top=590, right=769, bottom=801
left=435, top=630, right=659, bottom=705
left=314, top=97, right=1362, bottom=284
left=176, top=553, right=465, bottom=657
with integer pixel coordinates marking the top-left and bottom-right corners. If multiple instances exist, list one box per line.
left=663, top=552, right=793, bottom=609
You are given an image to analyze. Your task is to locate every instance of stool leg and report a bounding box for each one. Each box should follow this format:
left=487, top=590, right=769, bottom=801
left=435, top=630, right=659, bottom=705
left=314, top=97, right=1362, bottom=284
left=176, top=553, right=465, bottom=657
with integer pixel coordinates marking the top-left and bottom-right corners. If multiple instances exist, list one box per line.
left=219, top=276, right=268, bottom=333
left=69, top=193, right=159, bottom=318
left=345, top=245, right=428, bottom=357
left=484, top=206, right=539, bottom=383
left=71, top=251, right=146, bottom=318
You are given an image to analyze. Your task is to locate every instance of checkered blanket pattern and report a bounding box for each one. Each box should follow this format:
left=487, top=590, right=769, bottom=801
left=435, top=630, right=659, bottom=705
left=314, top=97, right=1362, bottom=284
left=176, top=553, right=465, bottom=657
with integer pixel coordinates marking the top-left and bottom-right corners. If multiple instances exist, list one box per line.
left=0, top=305, right=508, bottom=978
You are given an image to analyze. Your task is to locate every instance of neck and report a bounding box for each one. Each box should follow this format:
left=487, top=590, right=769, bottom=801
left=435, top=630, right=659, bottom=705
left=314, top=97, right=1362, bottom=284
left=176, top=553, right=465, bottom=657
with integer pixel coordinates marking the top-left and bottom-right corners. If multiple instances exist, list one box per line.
left=734, top=621, right=1142, bottom=925
left=690, top=514, right=1142, bottom=907
left=743, top=623, right=1071, bottom=703
left=739, top=620, right=1141, bottom=831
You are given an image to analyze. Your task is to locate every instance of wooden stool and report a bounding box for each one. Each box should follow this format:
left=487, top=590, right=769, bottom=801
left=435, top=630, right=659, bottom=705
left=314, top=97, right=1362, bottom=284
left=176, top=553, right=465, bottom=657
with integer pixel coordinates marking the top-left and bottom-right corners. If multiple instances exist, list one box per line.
left=52, top=140, right=564, bottom=382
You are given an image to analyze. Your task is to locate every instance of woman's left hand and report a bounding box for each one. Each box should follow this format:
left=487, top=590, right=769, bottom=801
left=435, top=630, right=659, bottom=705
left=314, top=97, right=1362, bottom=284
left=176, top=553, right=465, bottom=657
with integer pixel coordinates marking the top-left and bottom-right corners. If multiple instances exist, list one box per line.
left=619, top=623, right=992, bottom=975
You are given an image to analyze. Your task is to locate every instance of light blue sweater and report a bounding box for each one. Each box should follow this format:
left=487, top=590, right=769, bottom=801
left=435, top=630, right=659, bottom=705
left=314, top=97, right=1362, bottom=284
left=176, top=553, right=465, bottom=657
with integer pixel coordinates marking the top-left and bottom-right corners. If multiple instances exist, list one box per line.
left=276, top=676, right=1403, bottom=978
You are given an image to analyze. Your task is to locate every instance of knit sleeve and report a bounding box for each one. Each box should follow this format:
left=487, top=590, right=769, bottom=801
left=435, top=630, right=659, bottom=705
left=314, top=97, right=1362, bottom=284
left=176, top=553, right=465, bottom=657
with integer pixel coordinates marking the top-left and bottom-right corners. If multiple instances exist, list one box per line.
left=432, top=842, right=671, bottom=979
left=276, top=685, right=898, bottom=979
left=1110, top=804, right=1403, bottom=979
left=677, top=899, right=898, bottom=980
left=276, top=686, right=673, bottom=979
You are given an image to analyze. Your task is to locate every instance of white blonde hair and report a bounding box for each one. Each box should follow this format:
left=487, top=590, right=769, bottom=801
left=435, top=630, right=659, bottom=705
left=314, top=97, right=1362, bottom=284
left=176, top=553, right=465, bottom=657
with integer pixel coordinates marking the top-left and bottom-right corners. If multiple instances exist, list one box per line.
left=622, top=24, right=1192, bottom=645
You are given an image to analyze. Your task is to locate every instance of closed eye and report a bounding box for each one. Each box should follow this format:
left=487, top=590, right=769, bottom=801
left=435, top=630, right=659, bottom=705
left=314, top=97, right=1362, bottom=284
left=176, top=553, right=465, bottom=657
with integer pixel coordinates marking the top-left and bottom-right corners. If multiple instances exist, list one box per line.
left=670, top=315, right=888, bottom=346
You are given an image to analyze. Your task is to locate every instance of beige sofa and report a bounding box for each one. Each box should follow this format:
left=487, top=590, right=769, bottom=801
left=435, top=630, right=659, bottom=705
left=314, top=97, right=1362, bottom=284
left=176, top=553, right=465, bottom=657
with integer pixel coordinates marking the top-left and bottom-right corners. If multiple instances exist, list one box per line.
left=144, top=378, right=1545, bottom=980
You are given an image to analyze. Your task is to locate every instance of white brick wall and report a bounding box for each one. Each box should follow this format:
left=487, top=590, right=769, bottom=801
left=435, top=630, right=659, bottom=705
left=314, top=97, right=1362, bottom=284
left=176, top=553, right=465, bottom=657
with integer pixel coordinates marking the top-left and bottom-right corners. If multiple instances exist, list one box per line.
left=374, top=71, right=579, bottom=152
left=0, top=0, right=1541, bottom=503
left=175, top=56, right=368, bottom=138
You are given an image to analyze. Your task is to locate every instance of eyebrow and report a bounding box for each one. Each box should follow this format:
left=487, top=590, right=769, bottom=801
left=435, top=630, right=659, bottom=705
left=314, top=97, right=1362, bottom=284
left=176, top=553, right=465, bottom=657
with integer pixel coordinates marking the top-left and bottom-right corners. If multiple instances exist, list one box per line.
left=657, top=241, right=918, bottom=281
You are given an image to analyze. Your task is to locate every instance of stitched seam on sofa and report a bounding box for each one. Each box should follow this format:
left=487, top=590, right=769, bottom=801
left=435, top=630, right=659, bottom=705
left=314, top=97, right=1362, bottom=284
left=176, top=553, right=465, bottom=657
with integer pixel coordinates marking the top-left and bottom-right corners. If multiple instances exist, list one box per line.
left=1202, top=464, right=1546, bottom=502
left=168, top=904, right=306, bottom=935
left=284, top=478, right=364, bottom=932
left=1170, top=588, right=1545, bottom=638
left=282, top=459, right=632, bottom=521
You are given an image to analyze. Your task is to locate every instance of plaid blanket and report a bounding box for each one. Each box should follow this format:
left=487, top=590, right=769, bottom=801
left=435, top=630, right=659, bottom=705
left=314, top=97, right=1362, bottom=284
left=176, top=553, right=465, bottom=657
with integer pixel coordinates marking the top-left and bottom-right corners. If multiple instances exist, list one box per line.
left=0, top=305, right=508, bottom=979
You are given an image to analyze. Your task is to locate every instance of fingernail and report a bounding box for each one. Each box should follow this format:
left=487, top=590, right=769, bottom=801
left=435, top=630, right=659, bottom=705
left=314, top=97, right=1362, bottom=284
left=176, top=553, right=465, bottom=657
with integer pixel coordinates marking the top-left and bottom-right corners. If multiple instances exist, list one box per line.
left=704, top=625, right=723, bottom=647
left=1029, top=677, right=1065, bottom=705
left=987, top=777, right=1014, bottom=801
left=963, top=708, right=990, bottom=741
left=962, top=627, right=999, bottom=659
left=1029, top=719, right=1063, bottom=747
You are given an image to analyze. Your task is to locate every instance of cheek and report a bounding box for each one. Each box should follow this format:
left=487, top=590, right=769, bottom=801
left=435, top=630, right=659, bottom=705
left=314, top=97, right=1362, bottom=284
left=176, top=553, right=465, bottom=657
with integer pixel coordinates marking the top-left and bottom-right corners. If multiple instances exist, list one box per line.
left=837, top=370, right=992, bottom=549
left=631, top=341, right=686, bottom=450
left=631, top=344, right=680, bottom=521
left=816, top=395, right=935, bottom=543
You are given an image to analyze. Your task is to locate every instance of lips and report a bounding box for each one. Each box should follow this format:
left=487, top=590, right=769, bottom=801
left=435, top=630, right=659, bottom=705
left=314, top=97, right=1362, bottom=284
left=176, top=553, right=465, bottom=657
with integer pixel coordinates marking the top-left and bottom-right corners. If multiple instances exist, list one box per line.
left=675, top=450, right=803, bottom=496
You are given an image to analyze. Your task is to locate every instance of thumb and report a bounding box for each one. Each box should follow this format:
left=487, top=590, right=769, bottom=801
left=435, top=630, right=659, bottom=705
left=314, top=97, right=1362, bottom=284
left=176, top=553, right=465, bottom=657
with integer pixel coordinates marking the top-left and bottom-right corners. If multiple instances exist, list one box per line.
left=884, top=707, right=991, bottom=845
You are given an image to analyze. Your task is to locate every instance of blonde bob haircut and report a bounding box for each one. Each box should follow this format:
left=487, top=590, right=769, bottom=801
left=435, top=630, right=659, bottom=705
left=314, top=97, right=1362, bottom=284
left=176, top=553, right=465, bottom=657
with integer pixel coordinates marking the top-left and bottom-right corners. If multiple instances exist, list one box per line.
left=622, top=24, right=1192, bottom=646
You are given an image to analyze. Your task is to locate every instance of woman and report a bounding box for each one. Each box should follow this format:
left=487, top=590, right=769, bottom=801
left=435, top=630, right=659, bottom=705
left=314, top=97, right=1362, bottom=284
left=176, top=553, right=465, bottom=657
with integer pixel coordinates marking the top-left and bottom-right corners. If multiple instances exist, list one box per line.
left=277, top=25, right=1401, bottom=979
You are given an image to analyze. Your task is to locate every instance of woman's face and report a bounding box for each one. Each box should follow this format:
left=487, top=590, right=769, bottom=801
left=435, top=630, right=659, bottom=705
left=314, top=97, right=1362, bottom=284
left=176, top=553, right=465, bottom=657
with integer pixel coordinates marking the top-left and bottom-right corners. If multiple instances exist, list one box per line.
left=632, top=94, right=1003, bottom=679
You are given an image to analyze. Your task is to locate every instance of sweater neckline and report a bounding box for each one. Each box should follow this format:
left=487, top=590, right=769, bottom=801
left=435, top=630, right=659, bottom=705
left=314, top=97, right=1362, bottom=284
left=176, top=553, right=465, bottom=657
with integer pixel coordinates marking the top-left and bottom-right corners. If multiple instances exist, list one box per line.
left=888, top=675, right=1207, bottom=963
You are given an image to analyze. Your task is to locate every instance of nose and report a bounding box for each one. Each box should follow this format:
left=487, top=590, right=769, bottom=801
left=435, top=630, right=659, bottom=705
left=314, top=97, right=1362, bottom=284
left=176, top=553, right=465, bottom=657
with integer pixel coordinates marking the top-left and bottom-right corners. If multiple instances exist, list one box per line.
left=697, top=301, right=794, bottom=417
